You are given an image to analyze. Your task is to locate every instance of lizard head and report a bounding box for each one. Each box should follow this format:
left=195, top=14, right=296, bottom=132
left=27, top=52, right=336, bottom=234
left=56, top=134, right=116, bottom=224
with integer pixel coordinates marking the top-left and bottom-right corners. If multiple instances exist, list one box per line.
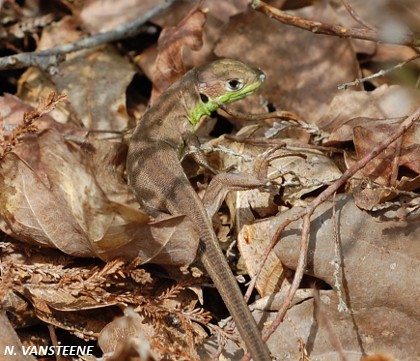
left=189, top=58, right=265, bottom=125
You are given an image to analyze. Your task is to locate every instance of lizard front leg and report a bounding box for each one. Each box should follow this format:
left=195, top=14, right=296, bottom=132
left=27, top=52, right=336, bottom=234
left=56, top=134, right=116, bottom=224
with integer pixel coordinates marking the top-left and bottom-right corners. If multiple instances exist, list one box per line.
left=181, top=130, right=220, bottom=175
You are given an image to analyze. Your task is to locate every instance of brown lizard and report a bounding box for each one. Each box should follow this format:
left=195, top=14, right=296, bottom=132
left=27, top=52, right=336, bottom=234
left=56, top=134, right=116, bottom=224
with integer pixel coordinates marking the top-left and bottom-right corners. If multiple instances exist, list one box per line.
left=127, top=58, right=271, bottom=360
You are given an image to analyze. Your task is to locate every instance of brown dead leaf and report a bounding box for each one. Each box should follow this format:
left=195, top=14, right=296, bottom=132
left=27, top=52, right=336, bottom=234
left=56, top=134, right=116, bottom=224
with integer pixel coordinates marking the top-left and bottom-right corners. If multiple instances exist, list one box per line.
left=335, top=118, right=420, bottom=177
left=0, top=311, right=37, bottom=361
left=151, top=1, right=206, bottom=102
left=260, top=290, right=414, bottom=360
left=0, top=151, right=93, bottom=255
left=153, top=0, right=249, bottom=28
left=80, top=0, right=166, bottom=33
left=347, top=118, right=420, bottom=209
left=274, top=194, right=420, bottom=319
left=53, top=45, right=135, bottom=131
left=137, top=0, right=250, bottom=78
left=320, top=85, right=420, bottom=134
left=352, top=117, right=420, bottom=175
left=0, top=114, right=198, bottom=265
left=23, top=291, right=118, bottom=340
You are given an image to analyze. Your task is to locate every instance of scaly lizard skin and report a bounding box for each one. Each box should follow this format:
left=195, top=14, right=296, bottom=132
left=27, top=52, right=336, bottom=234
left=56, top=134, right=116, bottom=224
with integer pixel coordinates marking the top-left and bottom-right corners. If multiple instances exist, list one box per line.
left=127, top=59, right=271, bottom=361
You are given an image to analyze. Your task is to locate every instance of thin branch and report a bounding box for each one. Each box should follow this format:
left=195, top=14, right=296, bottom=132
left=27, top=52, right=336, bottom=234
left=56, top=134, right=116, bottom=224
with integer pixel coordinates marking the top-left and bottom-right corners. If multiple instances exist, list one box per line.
left=331, top=193, right=349, bottom=313
left=0, top=0, right=176, bottom=71
left=251, top=0, right=419, bottom=47
left=219, top=103, right=300, bottom=122
left=338, top=54, right=420, bottom=89
left=339, top=0, right=375, bottom=30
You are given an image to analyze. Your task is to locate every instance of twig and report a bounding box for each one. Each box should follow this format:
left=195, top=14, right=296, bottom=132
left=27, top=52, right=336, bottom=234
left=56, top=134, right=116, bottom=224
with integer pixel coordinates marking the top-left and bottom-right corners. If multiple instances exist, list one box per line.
left=339, top=0, right=375, bottom=30
left=218, top=103, right=300, bottom=122
left=240, top=106, right=420, bottom=361
left=331, top=193, right=348, bottom=313
left=225, top=135, right=344, bottom=154
left=338, top=54, right=420, bottom=89
left=0, top=0, right=176, bottom=70
left=251, top=0, right=419, bottom=47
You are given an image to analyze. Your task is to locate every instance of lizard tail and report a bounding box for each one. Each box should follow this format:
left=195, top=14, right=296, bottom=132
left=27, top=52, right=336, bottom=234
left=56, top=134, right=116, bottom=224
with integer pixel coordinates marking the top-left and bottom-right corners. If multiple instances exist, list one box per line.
left=199, top=223, right=272, bottom=361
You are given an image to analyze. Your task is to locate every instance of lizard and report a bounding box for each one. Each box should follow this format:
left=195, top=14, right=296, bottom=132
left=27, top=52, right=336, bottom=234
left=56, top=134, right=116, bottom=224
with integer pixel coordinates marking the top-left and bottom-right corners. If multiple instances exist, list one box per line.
left=126, top=58, right=271, bottom=361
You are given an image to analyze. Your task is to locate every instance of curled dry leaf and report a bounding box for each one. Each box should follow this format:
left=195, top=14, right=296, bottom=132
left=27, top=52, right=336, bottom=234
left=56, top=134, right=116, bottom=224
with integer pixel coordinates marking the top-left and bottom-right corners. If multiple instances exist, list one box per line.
left=321, top=85, right=420, bottom=209
left=22, top=290, right=117, bottom=341
left=138, top=0, right=251, bottom=81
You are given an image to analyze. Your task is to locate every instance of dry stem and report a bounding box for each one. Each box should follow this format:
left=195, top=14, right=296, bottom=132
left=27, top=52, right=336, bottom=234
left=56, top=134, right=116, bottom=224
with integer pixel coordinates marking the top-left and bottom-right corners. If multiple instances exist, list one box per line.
left=0, top=1, right=175, bottom=70
left=251, top=0, right=419, bottom=47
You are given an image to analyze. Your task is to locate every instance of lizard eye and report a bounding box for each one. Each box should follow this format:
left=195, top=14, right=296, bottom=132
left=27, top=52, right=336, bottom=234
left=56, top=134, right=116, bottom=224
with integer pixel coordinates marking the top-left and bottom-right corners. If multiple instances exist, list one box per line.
left=225, top=79, right=244, bottom=91
left=200, top=93, right=209, bottom=103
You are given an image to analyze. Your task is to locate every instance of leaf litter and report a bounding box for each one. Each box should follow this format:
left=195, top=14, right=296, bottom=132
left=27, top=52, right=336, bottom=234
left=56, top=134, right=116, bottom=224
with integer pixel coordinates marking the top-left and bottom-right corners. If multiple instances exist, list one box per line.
left=0, top=0, right=419, bottom=360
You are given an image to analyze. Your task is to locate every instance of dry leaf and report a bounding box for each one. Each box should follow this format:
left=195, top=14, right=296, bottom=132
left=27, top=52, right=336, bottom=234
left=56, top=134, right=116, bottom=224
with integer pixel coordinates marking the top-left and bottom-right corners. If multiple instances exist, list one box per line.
left=319, top=85, right=420, bottom=134
left=0, top=121, right=198, bottom=265
left=80, top=0, right=166, bottom=33
left=274, top=194, right=420, bottom=318
left=151, top=2, right=206, bottom=102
